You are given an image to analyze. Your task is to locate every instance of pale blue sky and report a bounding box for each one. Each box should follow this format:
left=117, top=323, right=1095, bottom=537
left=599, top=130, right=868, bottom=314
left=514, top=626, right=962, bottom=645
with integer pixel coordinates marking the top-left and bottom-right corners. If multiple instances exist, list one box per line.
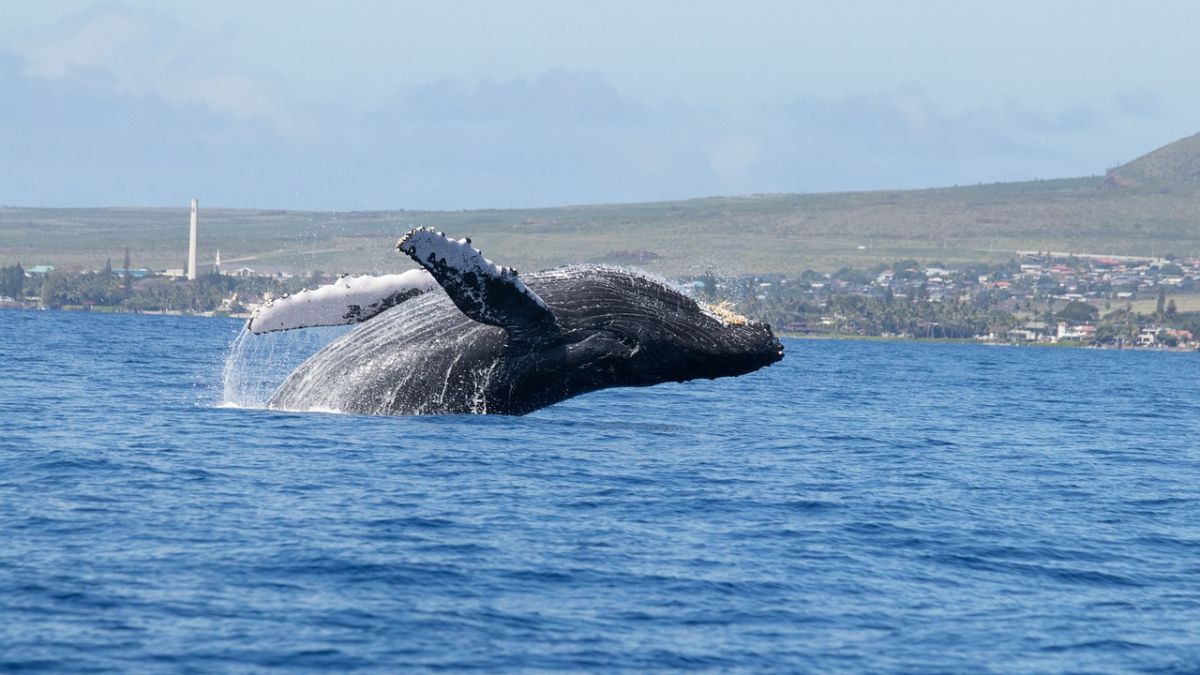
left=2, top=1, right=1198, bottom=209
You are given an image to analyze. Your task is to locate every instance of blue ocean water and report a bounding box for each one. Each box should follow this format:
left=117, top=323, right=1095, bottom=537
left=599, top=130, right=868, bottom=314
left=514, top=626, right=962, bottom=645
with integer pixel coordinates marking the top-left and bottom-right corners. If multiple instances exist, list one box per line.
left=2, top=309, right=1199, bottom=672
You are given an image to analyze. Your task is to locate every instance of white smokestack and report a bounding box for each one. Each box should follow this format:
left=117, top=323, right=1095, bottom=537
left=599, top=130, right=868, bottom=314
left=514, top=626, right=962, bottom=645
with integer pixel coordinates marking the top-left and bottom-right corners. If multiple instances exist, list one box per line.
left=187, top=198, right=198, bottom=281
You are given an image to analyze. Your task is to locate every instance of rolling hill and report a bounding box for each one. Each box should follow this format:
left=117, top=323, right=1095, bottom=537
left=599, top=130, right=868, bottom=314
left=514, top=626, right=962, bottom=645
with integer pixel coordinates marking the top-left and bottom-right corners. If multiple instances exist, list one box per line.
left=1105, top=132, right=1200, bottom=187
left=3, top=134, right=1200, bottom=277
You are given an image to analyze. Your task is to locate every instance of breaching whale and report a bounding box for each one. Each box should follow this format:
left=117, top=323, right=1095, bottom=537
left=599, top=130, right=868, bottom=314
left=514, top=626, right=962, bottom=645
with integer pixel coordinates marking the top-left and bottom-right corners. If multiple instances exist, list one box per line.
left=247, top=229, right=783, bottom=415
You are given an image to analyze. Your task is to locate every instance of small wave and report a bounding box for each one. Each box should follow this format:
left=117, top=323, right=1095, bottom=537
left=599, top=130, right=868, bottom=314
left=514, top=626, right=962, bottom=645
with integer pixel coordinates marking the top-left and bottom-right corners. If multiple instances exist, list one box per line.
left=926, top=553, right=1145, bottom=587
left=1040, top=638, right=1154, bottom=653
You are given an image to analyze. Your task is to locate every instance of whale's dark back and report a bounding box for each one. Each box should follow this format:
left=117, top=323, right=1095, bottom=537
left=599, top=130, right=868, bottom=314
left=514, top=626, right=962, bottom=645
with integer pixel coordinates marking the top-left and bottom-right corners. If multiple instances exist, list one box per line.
left=269, top=267, right=782, bottom=415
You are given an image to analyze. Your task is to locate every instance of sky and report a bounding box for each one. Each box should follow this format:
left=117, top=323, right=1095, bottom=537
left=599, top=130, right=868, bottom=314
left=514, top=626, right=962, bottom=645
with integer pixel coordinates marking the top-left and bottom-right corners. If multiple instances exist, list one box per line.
left=2, top=1, right=1198, bottom=210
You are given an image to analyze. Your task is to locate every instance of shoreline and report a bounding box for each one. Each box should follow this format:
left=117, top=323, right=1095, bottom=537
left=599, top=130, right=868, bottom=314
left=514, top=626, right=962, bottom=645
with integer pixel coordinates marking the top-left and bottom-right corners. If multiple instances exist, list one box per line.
left=0, top=303, right=252, bottom=321
left=4, top=304, right=1194, bottom=352
left=779, top=331, right=1196, bottom=351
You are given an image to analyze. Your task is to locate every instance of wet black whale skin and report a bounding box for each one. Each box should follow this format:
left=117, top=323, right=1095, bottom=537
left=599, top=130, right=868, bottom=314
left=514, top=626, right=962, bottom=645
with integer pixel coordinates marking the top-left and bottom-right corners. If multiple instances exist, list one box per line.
left=269, top=267, right=784, bottom=416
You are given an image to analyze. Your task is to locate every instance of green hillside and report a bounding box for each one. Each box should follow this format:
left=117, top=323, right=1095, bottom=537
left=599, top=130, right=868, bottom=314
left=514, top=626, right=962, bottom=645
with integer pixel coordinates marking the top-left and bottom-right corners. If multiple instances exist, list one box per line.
left=4, top=135, right=1200, bottom=277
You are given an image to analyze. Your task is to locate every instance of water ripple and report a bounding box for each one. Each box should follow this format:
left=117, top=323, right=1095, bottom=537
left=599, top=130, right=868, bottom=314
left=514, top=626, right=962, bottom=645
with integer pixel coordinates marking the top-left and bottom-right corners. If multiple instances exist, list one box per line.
left=1, top=312, right=1199, bottom=671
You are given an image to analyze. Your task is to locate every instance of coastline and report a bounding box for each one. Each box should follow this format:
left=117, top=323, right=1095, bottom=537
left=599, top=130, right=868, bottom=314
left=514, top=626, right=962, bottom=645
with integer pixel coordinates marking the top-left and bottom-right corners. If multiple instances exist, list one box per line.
left=0, top=303, right=251, bottom=321
left=778, top=331, right=1196, bottom=351
left=4, top=304, right=1193, bottom=352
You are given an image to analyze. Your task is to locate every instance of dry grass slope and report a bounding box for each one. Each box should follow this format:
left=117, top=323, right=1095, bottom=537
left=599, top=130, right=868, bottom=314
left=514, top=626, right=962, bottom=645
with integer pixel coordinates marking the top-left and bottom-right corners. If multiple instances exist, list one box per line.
left=4, top=135, right=1200, bottom=277
left=1107, top=132, right=1200, bottom=186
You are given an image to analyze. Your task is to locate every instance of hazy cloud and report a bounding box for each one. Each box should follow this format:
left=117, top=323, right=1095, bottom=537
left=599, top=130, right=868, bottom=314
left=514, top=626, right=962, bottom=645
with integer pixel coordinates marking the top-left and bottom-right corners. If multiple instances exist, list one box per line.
left=1114, top=88, right=1164, bottom=118
left=348, top=72, right=709, bottom=207
left=10, top=4, right=293, bottom=127
left=16, top=4, right=155, bottom=79
left=705, top=135, right=762, bottom=184
left=0, top=3, right=1191, bottom=209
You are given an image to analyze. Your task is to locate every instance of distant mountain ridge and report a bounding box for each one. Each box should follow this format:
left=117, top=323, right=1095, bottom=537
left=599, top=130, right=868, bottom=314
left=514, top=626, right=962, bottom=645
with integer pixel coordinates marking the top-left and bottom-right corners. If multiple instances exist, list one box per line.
left=1106, top=132, right=1200, bottom=188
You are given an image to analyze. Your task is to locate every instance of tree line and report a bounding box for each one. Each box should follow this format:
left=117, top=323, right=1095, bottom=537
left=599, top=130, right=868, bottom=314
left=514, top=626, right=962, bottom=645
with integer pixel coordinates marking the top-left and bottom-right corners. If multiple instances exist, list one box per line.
left=0, top=263, right=316, bottom=314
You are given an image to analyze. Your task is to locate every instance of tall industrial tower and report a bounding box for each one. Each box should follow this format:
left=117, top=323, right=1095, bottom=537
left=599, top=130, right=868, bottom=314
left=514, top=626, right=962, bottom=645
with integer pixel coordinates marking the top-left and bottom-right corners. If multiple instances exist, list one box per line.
left=187, top=198, right=198, bottom=281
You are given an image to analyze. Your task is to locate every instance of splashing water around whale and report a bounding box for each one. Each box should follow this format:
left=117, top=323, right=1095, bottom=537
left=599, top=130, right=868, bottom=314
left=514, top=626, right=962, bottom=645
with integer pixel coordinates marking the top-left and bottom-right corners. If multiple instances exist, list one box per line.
left=221, top=325, right=350, bottom=408
left=226, top=229, right=783, bottom=416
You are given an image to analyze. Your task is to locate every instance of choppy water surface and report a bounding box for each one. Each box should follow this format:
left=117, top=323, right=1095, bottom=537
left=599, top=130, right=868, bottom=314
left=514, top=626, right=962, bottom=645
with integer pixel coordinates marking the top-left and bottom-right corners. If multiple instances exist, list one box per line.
left=2, top=309, right=1198, bottom=672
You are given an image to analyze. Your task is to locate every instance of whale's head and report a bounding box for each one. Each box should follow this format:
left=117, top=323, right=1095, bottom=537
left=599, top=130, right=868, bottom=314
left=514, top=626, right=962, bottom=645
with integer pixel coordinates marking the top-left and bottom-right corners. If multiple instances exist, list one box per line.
left=613, top=297, right=785, bottom=386
left=531, top=267, right=784, bottom=394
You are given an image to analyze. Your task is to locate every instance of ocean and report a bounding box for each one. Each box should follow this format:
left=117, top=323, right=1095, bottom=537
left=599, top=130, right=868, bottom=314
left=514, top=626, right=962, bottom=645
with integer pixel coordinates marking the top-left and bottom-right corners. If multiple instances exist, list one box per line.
left=2, top=309, right=1198, bottom=672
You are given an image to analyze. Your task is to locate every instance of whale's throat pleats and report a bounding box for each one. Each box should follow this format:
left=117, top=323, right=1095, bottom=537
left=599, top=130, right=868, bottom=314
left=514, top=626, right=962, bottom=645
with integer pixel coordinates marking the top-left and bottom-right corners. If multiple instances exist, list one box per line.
left=398, top=228, right=559, bottom=345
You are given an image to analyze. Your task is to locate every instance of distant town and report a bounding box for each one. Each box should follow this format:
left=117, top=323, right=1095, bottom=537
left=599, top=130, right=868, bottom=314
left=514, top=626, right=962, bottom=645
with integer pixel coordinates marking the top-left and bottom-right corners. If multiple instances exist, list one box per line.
left=706, top=250, right=1200, bottom=349
left=2, top=249, right=1198, bottom=350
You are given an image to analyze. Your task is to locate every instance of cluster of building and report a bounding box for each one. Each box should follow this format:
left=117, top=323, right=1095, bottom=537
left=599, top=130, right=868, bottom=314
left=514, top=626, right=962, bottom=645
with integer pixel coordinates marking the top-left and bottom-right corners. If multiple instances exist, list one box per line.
left=735, top=250, right=1200, bottom=347
left=1004, top=320, right=1193, bottom=347
left=988, top=251, right=1200, bottom=301
left=863, top=252, right=1193, bottom=305
left=988, top=252, right=1198, bottom=347
left=749, top=251, right=1199, bottom=303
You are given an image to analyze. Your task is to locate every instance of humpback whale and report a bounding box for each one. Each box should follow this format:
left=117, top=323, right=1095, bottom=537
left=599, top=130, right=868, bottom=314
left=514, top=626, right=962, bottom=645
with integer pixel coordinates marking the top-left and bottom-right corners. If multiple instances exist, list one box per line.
left=248, top=229, right=783, bottom=415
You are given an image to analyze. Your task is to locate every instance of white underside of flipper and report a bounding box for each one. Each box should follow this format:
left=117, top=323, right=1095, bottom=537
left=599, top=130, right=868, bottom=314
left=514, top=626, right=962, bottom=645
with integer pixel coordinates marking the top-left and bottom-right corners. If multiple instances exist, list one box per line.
left=247, top=269, right=437, bottom=334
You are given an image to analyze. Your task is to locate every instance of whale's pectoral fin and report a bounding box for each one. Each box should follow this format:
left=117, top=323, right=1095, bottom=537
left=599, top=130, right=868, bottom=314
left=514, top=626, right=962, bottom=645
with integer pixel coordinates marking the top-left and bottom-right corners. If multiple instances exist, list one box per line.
left=398, top=228, right=558, bottom=343
left=247, top=269, right=437, bottom=334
